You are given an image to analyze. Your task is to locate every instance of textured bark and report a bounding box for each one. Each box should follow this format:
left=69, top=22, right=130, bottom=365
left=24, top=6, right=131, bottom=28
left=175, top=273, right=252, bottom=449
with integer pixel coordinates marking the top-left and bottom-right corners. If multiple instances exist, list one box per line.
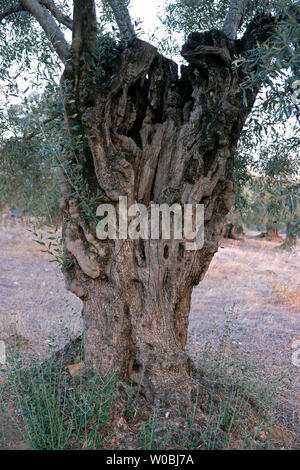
left=107, top=0, right=135, bottom=43
left=223, top=0, right=247, bottom=40
left=39, top=0, right=73, bottom=30
left=61, top=31, right=261, bottom=403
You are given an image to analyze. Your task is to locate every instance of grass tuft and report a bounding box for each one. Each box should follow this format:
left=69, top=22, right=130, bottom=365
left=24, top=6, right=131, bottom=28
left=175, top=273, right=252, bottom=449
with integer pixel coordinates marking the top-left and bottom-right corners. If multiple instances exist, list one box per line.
left=0, top=344, right=116, bottom=450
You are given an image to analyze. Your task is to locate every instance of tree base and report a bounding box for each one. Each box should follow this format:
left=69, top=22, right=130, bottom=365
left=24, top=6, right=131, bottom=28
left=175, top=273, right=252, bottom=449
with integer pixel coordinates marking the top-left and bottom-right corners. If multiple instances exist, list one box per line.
left=279, top=240, right=298, bottom=251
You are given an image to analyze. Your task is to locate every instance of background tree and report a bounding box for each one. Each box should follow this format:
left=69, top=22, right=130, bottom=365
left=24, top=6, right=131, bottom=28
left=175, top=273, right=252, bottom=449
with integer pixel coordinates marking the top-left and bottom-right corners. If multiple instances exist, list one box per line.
left=0, top=88, right=63, bottom=221
left=257, top=178, right=300, bottom=247
left=0, top=0, right=299, bottom=403
left=237, top=112, right=300, bottom=245
left=159, top=0, right=300, bottom=240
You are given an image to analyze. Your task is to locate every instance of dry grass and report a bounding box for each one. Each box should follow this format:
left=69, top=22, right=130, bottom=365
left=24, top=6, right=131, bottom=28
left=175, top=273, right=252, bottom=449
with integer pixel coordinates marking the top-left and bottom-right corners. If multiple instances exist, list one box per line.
left=273, top=283, right=300, bottom=312
left=0, top=223, right=300, bottom=449
left=189, top=232, right=300, bottom=421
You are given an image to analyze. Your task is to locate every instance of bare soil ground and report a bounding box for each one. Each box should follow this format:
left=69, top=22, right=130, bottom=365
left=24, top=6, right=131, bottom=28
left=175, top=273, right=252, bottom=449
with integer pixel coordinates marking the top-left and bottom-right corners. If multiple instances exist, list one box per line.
left=189, top=232, right=300, bottom=417
left=0, top=221, right=299, bottom=448
left=0, top=222, right=83, bottom=358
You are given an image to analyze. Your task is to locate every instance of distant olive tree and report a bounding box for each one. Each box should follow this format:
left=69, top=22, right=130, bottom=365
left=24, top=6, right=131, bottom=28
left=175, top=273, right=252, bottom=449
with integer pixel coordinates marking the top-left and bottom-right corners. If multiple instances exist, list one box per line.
left=0, top=89, right=63, bottom=220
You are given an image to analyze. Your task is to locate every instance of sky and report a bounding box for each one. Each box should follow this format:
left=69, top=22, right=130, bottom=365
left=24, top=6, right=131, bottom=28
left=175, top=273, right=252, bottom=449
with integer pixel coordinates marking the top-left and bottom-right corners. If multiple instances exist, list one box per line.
left=128, top=0, right=183, bottom=62
left=129, top=0, right=162, bottom=34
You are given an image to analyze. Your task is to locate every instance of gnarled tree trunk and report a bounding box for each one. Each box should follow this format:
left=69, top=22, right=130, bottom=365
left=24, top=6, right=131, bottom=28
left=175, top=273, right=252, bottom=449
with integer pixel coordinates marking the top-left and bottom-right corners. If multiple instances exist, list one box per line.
left=60, top=26, right=263, bottom=403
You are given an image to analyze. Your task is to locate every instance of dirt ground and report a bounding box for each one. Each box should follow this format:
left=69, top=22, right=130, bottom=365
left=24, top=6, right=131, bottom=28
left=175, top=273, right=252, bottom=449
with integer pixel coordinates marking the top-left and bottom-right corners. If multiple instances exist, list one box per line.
left=0, top=222, right=83, bottom=359
left=0, top=221, right=299, bottom=448
left=189, top=232, right=300, bottom=416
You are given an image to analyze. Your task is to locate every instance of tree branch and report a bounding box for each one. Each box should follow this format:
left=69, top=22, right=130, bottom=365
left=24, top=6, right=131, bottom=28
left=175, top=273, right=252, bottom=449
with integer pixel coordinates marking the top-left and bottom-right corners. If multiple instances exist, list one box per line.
left=71, top=0, right=97, bottom=69
left=39, top=0, right=73, bottom=30
left=223, top=0, right=248, bottom=40
left=24, top=115, right=60, bottom=142
left=238, top=13, right=276, bottom=53
left=0, top=3, right=24, bottom=22
left=107, top=0, right=135, bottom=43
left=19, top=0, right=70, bottom=60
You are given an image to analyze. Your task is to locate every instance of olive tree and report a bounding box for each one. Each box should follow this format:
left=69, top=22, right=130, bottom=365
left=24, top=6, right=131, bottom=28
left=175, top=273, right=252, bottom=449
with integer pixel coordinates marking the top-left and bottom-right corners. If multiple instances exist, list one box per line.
left=0, top=0, right=299, bottom=403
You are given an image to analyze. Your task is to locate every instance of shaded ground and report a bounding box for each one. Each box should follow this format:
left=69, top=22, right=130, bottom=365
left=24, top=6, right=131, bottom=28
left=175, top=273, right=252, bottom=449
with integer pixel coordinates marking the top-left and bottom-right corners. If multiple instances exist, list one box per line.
left=0, top=221, right=299, bottom=448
